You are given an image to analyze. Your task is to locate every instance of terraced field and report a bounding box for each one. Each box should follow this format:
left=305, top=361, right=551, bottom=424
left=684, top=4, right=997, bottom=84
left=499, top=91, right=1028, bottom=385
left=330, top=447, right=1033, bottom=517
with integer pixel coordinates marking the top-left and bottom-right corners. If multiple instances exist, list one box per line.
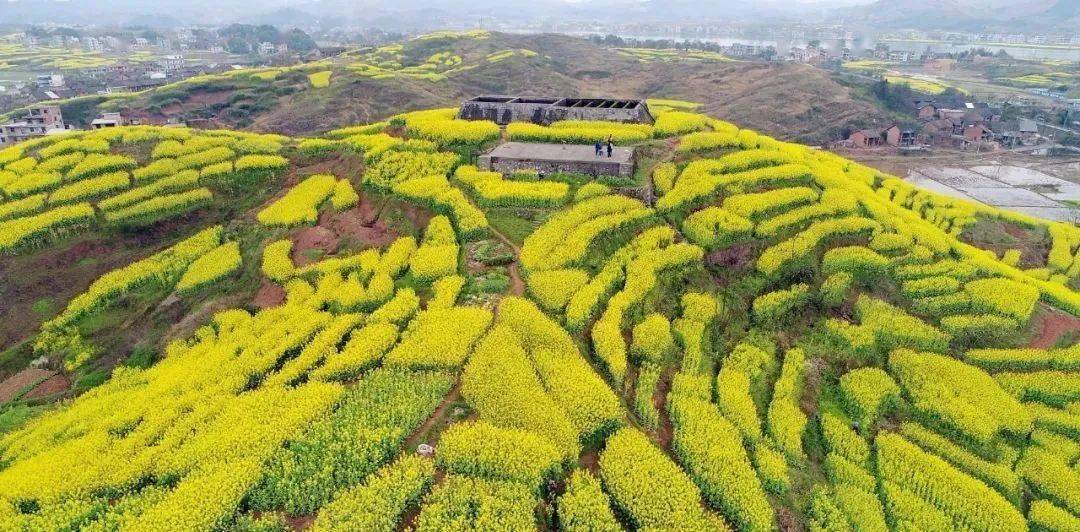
left=0, top=101, right=1078, bottom=531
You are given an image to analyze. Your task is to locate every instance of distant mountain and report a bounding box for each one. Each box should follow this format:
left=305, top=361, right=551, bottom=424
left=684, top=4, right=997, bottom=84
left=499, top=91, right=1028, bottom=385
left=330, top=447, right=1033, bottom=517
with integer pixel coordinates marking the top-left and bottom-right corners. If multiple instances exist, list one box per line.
left=0, top=0, right=290, bottom=26
left=240, top=7, right=324, bottom=28
left=836, top=0, right=1075, bottom=31
left=0, top=0, right=1072, bottom=31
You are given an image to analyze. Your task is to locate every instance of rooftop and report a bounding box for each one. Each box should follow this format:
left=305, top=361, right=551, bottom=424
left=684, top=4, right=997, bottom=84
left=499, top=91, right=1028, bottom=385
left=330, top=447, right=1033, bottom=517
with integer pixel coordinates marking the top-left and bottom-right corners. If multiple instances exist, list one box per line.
left=486, top=142, right=634, bottom=164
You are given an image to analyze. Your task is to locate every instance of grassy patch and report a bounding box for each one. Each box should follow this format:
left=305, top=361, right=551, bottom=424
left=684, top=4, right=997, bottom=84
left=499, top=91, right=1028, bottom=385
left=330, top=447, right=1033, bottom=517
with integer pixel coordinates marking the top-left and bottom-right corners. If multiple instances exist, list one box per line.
left=485, top=208, right=542, bottom=246
left=74, top=369, right=109, bottom=391
left=0, top=404, right=48, bottom=436
left=960, top=216, right=1050, bottom=268
left=465, top=267, right=511, bottom=294
left=31, top=298, right=55, bottom=319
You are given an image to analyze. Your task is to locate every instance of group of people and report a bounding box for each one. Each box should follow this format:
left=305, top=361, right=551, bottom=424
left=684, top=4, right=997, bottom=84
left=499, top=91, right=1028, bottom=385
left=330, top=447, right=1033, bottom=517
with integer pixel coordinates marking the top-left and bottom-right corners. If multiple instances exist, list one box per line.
left=594, top=136, right=615, bottom=157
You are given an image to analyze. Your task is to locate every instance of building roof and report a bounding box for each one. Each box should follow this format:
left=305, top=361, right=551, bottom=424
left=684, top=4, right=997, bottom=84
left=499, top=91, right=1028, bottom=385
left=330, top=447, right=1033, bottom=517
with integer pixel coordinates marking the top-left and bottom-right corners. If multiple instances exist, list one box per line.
left=485, top=142, right=634, bottom=164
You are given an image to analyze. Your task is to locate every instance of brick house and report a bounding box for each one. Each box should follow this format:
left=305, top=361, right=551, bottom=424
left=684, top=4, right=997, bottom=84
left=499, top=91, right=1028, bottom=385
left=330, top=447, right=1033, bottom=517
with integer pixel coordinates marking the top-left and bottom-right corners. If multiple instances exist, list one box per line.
left=882, top=125, right=901, bottom=146
left=848, top=129, right=881, bottom=148
left=963, top=124, right=993, bottom=143
left=917, top=103, right=937, bottom=120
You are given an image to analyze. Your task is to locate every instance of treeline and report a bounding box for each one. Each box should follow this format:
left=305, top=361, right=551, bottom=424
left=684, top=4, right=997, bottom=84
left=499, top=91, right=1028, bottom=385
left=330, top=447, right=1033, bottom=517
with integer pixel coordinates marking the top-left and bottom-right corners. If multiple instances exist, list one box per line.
left=219, top=24, right=317, bottom=54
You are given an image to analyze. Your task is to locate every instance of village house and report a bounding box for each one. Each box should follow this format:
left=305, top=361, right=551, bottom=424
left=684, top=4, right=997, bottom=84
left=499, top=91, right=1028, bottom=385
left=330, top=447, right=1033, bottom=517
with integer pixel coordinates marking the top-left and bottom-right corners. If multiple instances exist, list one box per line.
left=90, top=112, right=123, bottom=129
left=917, top=103, right=937, bottom=120
left=846, top=125, right=901, bottom=148
left=0, top=105, right=71, bottom=145
left=963, top=124, right=993, bottom=144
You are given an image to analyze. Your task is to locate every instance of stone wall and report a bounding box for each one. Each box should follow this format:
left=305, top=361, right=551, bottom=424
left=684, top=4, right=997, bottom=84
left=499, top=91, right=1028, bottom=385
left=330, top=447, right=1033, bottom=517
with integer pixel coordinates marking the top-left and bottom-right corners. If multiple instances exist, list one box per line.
left=459, top=96, right=653, bottom=125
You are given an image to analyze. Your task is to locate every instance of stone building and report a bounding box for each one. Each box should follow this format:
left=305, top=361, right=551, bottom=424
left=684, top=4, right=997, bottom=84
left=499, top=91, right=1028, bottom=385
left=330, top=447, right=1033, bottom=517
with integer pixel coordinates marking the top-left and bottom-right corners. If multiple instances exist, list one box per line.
left=478, top=142, right=635, bottom=178
left=459, top=95, right=654, bottom=125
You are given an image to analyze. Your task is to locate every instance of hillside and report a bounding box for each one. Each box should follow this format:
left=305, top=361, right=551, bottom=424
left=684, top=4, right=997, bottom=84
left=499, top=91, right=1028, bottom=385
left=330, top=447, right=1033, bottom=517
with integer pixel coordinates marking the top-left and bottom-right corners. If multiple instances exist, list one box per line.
left=1, top=95, right=1079, bottom=530
left=11, top=32, right=895, bottom=145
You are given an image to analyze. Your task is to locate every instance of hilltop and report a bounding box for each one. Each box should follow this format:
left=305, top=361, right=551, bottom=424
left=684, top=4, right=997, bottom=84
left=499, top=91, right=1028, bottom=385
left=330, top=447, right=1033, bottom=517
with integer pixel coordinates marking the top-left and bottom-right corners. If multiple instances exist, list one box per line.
left=0, top=93, right=1079, bottom=530
left=10, top=32, right=897, bottom=145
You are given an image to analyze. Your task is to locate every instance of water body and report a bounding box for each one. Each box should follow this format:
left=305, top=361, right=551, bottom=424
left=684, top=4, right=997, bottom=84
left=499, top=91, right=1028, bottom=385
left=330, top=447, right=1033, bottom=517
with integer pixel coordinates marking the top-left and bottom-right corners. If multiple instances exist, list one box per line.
left=568, top=31, right=1080, bottom=62
left=883, top=40, right=1080, bottom=62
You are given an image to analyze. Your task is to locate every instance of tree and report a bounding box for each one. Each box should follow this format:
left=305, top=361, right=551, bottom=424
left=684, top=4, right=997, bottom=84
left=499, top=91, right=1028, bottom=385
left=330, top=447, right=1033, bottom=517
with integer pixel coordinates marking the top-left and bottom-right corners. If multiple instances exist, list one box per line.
left=254, top=25, right=282, bottom=45
left=285, top=29, right=316, bottom=53
left=226, top=37, right=250, bottom=54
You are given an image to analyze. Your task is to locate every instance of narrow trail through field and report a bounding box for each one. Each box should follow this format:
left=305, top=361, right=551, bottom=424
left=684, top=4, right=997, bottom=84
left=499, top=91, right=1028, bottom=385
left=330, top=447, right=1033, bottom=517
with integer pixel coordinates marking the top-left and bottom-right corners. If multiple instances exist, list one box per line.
left=485, top=223, right=526, bottom=297
left=403, top=380, right=462, bottom=452
left=653, top=365, right=676, bottom=453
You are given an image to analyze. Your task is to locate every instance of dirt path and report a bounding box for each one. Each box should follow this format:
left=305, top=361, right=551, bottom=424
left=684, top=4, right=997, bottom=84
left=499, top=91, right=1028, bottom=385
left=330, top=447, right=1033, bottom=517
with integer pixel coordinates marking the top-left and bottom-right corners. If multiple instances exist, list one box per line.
left=403, top=381, right=462, bottom=452
left=1029, top=309, right=1080, bottom=349
left=283, top=515, right=315, bottom=531
left=653, top=366, right=676, bottom=452
left=484, top=221, right=526, bottom=298
left=507, top=263, right=526, bottom=297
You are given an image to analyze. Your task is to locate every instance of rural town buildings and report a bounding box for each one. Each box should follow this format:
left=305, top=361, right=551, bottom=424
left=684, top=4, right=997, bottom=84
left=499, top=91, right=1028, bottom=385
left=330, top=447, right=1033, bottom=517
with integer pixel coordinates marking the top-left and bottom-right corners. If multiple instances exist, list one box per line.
left=0, top=105, right=71, bottom=145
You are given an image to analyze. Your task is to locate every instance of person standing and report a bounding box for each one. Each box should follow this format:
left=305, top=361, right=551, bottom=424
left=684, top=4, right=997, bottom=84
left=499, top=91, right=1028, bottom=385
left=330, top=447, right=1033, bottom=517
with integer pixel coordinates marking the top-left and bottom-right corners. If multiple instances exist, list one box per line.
left=594, top=140, right=602, bottom=157
left=606, top=138, right=614, bottom=158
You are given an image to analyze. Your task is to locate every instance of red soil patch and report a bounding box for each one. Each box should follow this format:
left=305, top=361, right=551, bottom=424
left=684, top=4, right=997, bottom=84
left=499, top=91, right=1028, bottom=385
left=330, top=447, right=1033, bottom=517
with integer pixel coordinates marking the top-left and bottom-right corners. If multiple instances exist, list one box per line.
left=322, top=207, right=398, bottom=249
left=23, top=374, right=71, bottom=400
left=579, top=449, right=601, bottom=476
left=283, top=514, right=315, bottom=531
left=253, top=282, right=287, bottom=309
left=707, top=244, right=753, bottom=269
left=777, top=507, right=799, bottom=532
left=291, top=226, right=339, bottom=266
left=1030, top=309, right=1080, bottom=348
left=0, top=368, right=54, bottom=403
left=33, top=240, right=114, bottom=270
left=1003, top=223, right=1028, bottom=239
